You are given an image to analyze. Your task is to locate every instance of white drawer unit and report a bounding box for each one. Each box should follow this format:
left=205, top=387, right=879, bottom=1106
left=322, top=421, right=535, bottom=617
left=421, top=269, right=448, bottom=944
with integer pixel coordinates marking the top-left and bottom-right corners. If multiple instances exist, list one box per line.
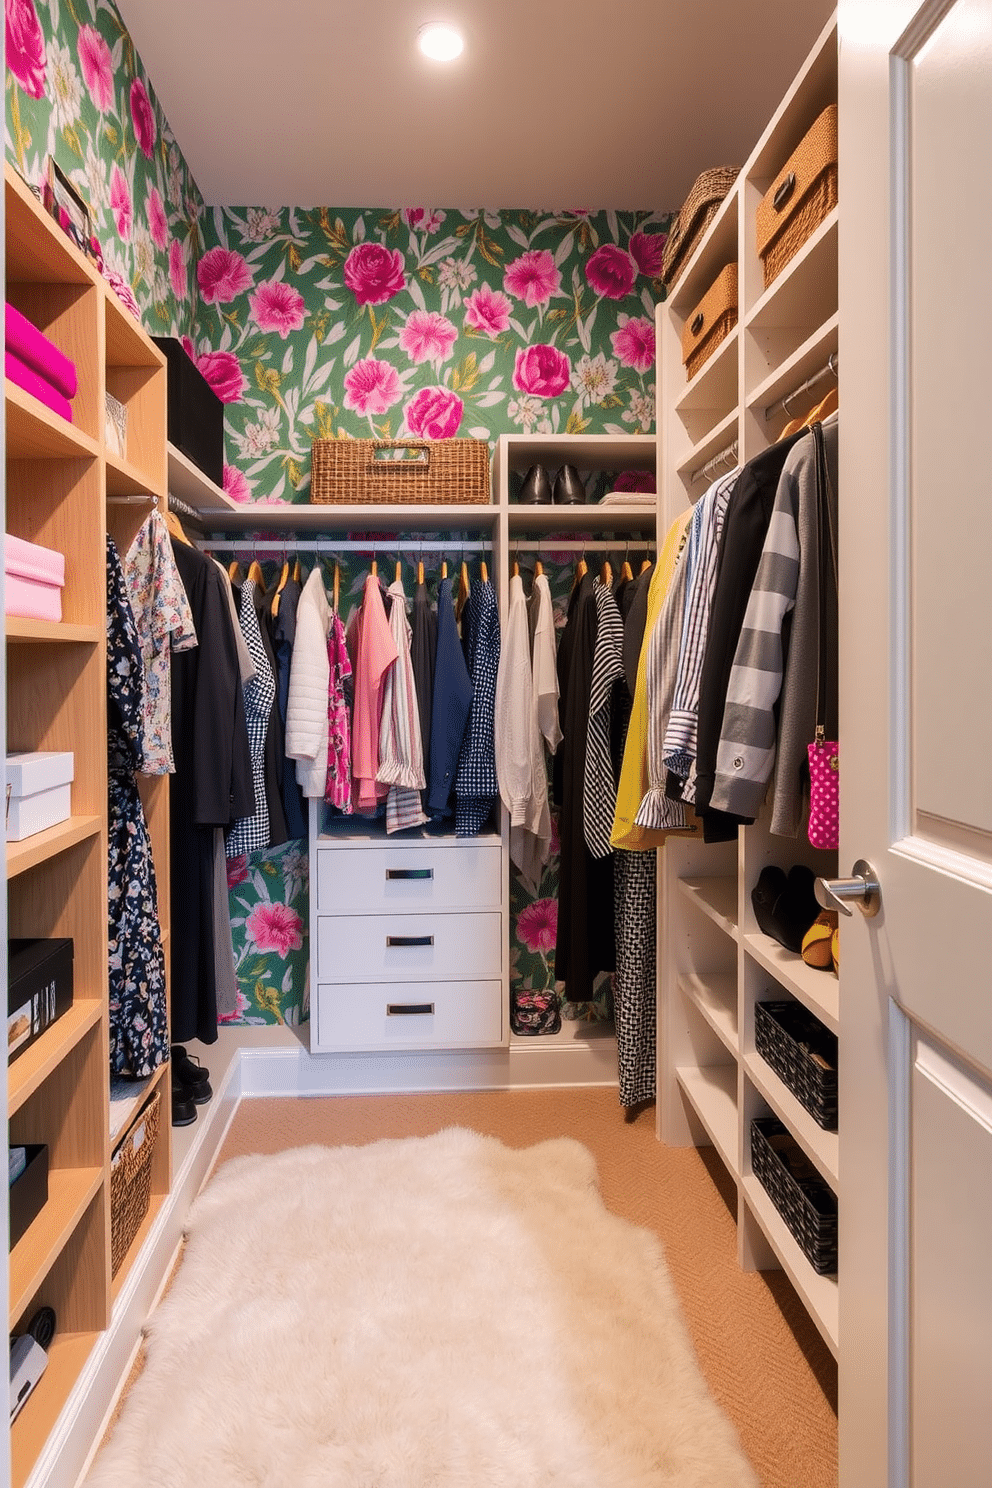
left=316, top=910, right=502, bottom=984
left=314, top=979, right=504, bottom=1052
left=316, top=840, right=501, bottom=913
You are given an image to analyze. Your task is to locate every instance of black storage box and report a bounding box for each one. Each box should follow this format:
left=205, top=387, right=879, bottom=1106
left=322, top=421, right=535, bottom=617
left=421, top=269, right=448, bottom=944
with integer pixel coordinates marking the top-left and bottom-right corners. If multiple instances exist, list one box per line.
left=9, top=1145, right=48, bottom=1249
left=151, top=335, right=224, bottom=485
left=8, top=938, right=74, bottom=1064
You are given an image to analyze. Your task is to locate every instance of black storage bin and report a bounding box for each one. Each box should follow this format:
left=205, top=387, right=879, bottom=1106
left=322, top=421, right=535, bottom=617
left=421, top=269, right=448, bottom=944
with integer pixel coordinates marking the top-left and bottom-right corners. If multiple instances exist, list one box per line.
left=755, top=998, right=838, bottom=1130
left=8, top=938, right=74, bottom=1063
left=9, top=1145, right=48, bottom=1248
left=151, top=335, right=223, bottom=485
left=750, top=1116, right=838, bottom=1275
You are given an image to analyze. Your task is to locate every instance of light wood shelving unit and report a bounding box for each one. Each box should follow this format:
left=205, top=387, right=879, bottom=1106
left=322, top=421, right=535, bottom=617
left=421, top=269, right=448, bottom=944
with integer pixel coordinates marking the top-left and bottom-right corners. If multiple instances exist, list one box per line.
left=4, top=160, right=172, bottom=1487
left=655, top=17, right=841, bottom=1362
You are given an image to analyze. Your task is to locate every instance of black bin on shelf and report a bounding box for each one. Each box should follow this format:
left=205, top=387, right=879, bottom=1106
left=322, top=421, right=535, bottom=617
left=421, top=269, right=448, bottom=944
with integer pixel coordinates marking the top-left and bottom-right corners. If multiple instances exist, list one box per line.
left=750, top=1116, right=838, bottom=1275
left=755, top=998, right=838, bottom=1130
left=151, top=335, right=223, bottom=485
left=9, top=1145, right=48, bottom=1248
left=8, top=937, right=74, bottom=1064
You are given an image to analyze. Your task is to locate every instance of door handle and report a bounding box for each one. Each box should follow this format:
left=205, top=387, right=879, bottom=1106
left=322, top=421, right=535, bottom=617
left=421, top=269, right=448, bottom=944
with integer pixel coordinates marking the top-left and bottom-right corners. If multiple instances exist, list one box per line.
left=814, top=859, right=881, bottom=918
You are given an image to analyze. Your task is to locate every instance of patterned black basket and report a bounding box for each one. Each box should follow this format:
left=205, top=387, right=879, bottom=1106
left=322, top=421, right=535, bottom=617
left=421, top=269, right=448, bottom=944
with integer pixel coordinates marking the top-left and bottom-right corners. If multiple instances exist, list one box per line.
left=755, top=999, right=838, bottom=1130
left=750, top=1116, right=838, bottom=1275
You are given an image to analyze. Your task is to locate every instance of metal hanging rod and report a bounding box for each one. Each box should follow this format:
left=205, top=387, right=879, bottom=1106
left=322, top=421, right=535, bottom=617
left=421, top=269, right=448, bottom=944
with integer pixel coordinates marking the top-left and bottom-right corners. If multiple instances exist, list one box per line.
left=167, top=493, right=207, bottom=524
left=765, top=351, right=838, bottom=421
left=690, top=440, right=738, bottom=486
left=197, top=538, right=493, bottom=556
left=107, top=492, right=157, bottom=505
left=511, top=539, right=656, bottom=554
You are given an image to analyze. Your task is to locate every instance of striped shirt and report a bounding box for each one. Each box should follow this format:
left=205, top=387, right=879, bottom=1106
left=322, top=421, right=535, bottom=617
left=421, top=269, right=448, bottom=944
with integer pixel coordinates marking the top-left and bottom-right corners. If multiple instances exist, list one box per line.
left=378, top=578, right=427, bottom=834
left=634, top=540, right=693, bottom=832
left=583, top=581, right=625, bottom=859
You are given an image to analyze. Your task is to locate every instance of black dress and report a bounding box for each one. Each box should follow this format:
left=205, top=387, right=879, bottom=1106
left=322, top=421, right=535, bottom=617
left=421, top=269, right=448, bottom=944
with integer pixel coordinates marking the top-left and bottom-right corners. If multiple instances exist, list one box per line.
left=170, top=542, right=254, bottom=1045
left=106, top=539, right=169, bottom=1076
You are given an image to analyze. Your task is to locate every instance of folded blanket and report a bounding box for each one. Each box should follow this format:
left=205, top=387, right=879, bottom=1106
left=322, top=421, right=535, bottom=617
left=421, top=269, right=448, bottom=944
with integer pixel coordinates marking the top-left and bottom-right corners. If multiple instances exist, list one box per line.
left=5, top=350, right=74, bottom=423
left=5, top=532, right=66, bottom=586
left=5, top=303, right=78, bottom=400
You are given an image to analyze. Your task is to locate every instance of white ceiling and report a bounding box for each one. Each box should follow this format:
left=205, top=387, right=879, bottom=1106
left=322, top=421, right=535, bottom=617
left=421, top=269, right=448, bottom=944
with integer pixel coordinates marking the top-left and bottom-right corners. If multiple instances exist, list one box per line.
left=116, top=0, right=835, bottom=210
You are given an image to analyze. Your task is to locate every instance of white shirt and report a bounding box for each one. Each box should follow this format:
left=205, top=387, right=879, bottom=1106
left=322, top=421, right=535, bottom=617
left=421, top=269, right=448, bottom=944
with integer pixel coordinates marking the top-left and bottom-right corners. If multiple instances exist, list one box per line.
left=285, top=566, right=332, bottom=798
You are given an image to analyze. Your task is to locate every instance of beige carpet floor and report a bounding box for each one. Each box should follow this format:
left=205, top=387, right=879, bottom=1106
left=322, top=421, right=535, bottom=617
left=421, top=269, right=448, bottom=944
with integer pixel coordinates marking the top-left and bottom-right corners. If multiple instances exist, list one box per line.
left=214, top=1088, right=837, bottom=1488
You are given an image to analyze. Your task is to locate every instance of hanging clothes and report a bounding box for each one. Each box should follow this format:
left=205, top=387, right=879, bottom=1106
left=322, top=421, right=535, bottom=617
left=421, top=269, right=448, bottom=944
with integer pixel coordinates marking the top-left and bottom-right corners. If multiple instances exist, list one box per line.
left=583, top=580, right=625, bottom=859
left=122, top=510, right=197, bottom=775
left=170, top=541, right=254, bottom=1045
left=496, top=572, right=550, bottom=891
left=633, top=530, right=696, bottom=833
left=455, top=578, right=500, bottom=836
left=324, top=610, right=353, bottom=814
left=225, top=575, right=276, bottom=856
left=620, top=562, right=653, bottom=697
left=106, top=538, right=170, bottom=1077
left=530, top=571, right=563, bottom=754
left=350, top=572, right=398, bottom=814
left=249, top=578, right=289, bottom=851
left=410, top=575, right=437, bottom=771
left=377, top=577, right=427, bottom=833
left=263, top=570, right=308, bottom=838
left=426, top=576, right=473, bottom=821
left=285, top=565, right=333, bottom=799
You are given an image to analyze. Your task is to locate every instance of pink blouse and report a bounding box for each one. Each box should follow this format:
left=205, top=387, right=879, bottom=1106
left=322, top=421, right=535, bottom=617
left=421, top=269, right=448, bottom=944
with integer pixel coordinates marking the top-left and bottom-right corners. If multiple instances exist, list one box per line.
left=350, top=575, right=398, bottom=812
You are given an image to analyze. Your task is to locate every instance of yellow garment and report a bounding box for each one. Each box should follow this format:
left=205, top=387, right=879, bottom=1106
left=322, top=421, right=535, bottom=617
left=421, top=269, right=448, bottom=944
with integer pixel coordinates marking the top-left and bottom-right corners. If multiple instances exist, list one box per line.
left=611, top=507, right=695, bottom=850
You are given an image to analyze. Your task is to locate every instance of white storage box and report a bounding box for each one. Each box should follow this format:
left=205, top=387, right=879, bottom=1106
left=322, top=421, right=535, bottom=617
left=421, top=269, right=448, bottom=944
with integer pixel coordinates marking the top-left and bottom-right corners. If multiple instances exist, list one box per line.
left=6, top=752, right=74, bottom=842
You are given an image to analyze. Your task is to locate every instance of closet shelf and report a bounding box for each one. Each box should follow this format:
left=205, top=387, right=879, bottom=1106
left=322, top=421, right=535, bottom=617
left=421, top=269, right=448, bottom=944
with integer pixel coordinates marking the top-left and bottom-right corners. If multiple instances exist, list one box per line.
left=500, top=432, right=656, bottom=473
left=202, top=501, right=500, bottom=535
left=674, top=326, right=739, bottom=418
left=741, top=1174, right=838, bottom=1358
left=6, top=816, right=103, bottom=880
left=8, top=1166, right=104, bottom=1328
left=677, top=876, right=739, bottom=939
left=105, top=450, right=164, bottom=500
left=742, top=932, right=839, bottom=1032
left=743, top=1050, right=839, bottom=1187
left=505, top=503, right=656, bottom=534
left=8, top=1000, right=103, bottom=1118
left=675, top=409, right=739, bottom=491
left=5, top=618, right=102, bottom=645
left=676, top=1063, right=739, bottom=1174
left=744, top=210, right=838, bottom=331
left=9, top=1331, right=100, bottom=1486
left=745, top=313, right=839, bottom=421
left=5, top=384, right=100, bottom=461
left=4, top=164, right=95, bottom=286
left=105, top=297, right=164, bottom=369
left=667, top=190, right=740, bottom=319
left=678, top=972, right=738, bottom=1054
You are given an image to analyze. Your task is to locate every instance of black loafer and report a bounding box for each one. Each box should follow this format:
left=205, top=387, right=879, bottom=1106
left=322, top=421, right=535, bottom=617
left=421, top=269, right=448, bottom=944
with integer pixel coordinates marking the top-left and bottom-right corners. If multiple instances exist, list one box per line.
left=552, top=464, right=586, bottom=504
left=172, top=1088, right=197, bottom=1127
left=172, top=1045, right=210, bottom=1087
left=517, top=464, right=552, bottom=504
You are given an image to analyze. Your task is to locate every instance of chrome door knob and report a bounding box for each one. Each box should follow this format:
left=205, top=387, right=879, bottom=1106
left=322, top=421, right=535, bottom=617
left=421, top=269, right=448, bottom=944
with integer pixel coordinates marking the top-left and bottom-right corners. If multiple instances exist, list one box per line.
left=814, top=859, right=881, bottom=918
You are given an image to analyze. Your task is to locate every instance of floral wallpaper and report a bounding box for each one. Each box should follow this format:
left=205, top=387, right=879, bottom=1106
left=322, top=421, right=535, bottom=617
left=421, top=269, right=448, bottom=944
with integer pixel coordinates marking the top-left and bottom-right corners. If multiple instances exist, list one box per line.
left=224, top=838, right=309, bottom=1027
left=192, top=205, right=671, bottom=504
left=5, top=0, right=203, bottom=337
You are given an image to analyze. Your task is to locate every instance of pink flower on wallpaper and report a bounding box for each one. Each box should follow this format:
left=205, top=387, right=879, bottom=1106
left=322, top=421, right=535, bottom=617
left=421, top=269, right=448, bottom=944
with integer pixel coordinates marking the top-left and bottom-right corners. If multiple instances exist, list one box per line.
left=343, top=243, right=406, bottom=306
left=226, top=854, right=249, bottom=889
left=404, top=386, right=463, bottom=439
left=516, top=897, right=558, bottom=953
left=249, top=280, right=307, bottom=339
left=403, top=208, right=445, bottom=234
left=343, top=357, right=403, bottom=416
left=614, top=469, right=656, bottom=494
left=109, top=165, right=132, bottom=240
left=503, top=249, right=561, bottom=308
left=245, top=901, right=303, bottom=955
left=195, top=349, right=246, bottom=403
left=77, top=23, right=112, bottom=111
left=585, top=243, right=637, bottom=300
left=146, top=187, right=168, bottom=251
left=129, top=77, right=157, bottom=159
left=512, top=343, right=571, bottom=398
left=463, top=285, right=511, bottom=338
left=5, top=0, right=46, bottom=99
left=611, top=316, right=655, bottom=372
left=223, top=465, right=252, bottom=504
left=629, top=230, right=666, bottom=277
left=168, top=238, right=188, bottom=301
left=398, top=309, right=458, bottom=365
left=198, top=246, right=254, bottom=304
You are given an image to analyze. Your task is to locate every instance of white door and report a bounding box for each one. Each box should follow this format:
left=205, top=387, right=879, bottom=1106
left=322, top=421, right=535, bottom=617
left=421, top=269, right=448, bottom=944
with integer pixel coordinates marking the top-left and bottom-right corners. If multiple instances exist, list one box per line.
left=838, top=3, right=992, bottom=1486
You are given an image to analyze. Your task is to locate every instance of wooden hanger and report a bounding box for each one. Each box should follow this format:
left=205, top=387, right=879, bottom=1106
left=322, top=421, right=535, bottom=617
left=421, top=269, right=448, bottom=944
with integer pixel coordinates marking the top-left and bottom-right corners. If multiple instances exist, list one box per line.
left=333, top=562, right=340, bottom=614
left=292, top=557, right=301, bottom=583
left=228, top=559, right=242, bottom=582
left=165, top=509, right=192, bottom=547
left=370, top=557, right=378, bottom=578
left=271, top=559, right=290, bottom=618
left=247, top=559, right=264, bottom=586
left=395, top=559, right=402, bottom=584
left=512, top=559, right=519, bottom=578
left=805, top=385, right=839, bottom=426
left=534, top=556, right=543, bottom=577
left=620, top=557, right=634, bottom=582
left=480, top=559, right=488, bottom=584
left=639, top=558, right=652, bottom=575
left=572, top=556, right=588, bottom=591
left=441, top=558, right=448, bottom=580
left=456, top=559, right=470, bottom=619
left=417, top=559, right=425, bottom=585
left=600, top=558, right=613, bottom=587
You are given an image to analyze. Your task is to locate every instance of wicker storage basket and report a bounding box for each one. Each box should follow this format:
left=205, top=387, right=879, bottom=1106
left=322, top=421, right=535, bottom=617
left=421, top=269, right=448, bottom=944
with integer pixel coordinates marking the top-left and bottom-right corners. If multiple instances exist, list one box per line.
left=755, top=999, right=838, bottom=1131
left=110, top=1087, right=161, bottom=1278
left=661, top=166, right=740, bottom=290
left=750, top=1116, right=838, bottom=1274
left=681, top=263, right=738, bottom=381
left=310, top=438, right=491, bottom=505
left=756, top=105, right=838, bottom=288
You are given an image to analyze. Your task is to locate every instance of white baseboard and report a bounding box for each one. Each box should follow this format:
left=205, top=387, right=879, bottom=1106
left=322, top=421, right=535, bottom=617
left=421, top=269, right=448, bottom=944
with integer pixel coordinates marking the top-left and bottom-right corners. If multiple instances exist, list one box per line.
left=34, top=1032, right=616, bottom=1488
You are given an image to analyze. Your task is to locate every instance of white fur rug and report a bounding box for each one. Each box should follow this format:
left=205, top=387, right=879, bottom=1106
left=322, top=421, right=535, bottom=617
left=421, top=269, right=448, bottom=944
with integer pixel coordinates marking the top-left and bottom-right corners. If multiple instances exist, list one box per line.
left=88, top=1128, right=757, bottom=1488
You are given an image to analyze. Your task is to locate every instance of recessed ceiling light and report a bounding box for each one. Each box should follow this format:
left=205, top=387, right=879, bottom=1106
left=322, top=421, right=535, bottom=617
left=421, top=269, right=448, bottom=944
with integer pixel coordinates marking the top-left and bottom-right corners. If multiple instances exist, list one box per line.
left=418, top=22, right=464, bottom=61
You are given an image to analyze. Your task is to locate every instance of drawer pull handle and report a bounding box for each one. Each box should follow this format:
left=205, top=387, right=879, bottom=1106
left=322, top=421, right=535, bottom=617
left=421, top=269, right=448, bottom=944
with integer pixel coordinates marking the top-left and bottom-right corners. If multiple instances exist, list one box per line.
left=385, top=868, right=434, bottom=880
left=386, top=934, right=434, bottom=947
left=773, top=172, right=796, bottom=212
left=387, top=1002, right=435, bottom=1016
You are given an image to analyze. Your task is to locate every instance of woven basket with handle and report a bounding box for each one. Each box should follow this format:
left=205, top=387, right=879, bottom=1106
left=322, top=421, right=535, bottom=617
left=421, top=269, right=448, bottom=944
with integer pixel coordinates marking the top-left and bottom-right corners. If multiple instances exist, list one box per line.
left=681, top=262, right=738, bottom=381
left=110, top=1087, right=161, bottom=1278
left=756, top=104, right=838, bottom=288
left=310, top=438, right=491, bottom=505
left=661, top=166, right=740, bottom=290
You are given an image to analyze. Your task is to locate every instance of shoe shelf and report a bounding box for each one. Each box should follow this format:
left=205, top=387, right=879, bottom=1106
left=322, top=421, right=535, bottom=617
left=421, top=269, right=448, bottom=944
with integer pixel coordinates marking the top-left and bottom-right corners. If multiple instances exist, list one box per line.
left=741, top=1173, right=839, bottom=1359
left=677, top=875, right=739, bottom=940
left=676, top=1063, right=739, bottom=1176
left=504, top=502, right=655, bottom=534
left=678, top=972, right=738, bottom=1056
left=741, top=933, right=839, bottom=1032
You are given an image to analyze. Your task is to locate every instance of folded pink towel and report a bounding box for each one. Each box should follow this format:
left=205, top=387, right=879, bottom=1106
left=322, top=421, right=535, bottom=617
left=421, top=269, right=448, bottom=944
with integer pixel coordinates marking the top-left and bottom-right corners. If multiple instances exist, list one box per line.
left=4, top=571, right=63, bottom=623
left=5, top=350, right=74, bottom=423
left=5, top=303, right=78, bottom=400
left=5, top=532, right=66, bottom=586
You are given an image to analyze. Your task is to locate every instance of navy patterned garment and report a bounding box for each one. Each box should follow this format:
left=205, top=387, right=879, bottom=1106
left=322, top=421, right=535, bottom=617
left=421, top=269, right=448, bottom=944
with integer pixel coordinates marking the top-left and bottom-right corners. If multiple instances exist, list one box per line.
left=106, top=539, right=170, bottom=1078
left=455, top=579, right=500, bottom=837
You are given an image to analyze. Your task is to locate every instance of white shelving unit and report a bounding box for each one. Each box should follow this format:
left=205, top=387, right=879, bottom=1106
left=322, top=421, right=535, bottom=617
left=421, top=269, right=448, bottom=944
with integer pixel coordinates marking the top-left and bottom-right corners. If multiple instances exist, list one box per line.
left=655, top=16, right=841, bottom=1363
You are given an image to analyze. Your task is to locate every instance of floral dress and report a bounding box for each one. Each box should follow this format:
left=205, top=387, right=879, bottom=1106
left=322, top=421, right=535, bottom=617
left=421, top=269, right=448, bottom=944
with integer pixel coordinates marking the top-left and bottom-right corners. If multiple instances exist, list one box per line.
left=324, top=611, right=353, bottom=812
left=106, top=539, right=170, bottom=1077
left=123, top=511, right=197, bottom=774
